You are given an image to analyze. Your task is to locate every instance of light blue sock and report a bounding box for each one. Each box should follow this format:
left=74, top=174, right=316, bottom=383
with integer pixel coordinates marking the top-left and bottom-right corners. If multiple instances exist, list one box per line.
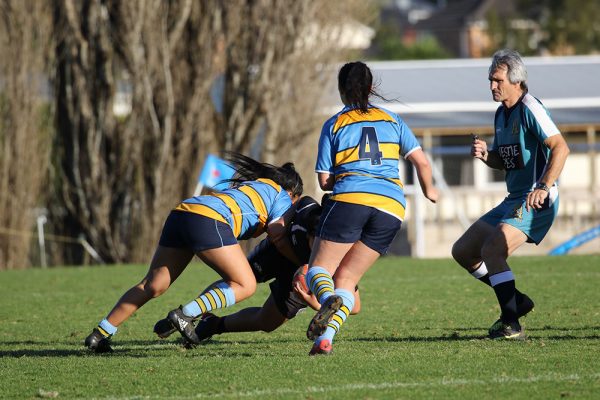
left=318, top=288, right=355, bottom=344
left=98, top=318, right=117, bottom=337
left=305, top=266, right=334, bottom=304
left=182, top=281, right=236, bottom=318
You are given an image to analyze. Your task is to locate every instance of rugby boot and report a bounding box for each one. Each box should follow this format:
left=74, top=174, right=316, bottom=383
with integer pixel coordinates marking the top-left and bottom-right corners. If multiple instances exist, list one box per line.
left=306, top=295, right=342, bottom=340
left=84, top=328, right=113, bottom=353
left=488, top=320, right=526, bottom=340
left=309, top=339, right=333, bottom=356
left=167, top=306, right=201, bottom=345
left=153, top=318, right=177, bottom=339
left=194, top=313, right=220, bottom=342
left=489, top=293, right=535, bottom=335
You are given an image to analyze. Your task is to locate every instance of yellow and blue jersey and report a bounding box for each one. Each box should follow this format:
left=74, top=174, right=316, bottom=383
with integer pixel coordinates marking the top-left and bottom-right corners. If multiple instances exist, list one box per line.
left=491, top=92, right=560, bottom=198
left=315, top=105, right=421, bottom=221
left=174, top=179, right=292, bottom=240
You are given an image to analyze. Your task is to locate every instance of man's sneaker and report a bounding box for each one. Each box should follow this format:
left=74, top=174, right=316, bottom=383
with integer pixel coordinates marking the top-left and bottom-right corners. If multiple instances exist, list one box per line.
left=84, top=328, right=113, bottom=353
left=309, top=339, right=333, bottom=356
left=194, top=313, right=219, bottom=342
left=167, top=306, right=200, bottom=344
left=306, top=295, right=342, bottom=340
left=488, top=321, right=527, bottom=340
left=489, top=293, right=535, bottom=335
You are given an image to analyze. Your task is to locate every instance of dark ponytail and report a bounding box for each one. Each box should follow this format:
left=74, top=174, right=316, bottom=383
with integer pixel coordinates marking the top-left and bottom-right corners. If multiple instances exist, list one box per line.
left=223, top=152, right=303, bottom=197
left=338, top=61, right=386, bottom=113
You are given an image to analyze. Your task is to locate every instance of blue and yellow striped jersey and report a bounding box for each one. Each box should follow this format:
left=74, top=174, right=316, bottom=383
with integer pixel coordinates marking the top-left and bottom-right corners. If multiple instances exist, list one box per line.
left=315, top=105, right=421, bottom=220
left=174, top=179, right=292, bottom=240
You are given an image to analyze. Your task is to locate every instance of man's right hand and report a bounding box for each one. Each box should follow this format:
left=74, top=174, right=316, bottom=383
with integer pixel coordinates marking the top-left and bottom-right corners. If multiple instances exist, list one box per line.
left=471, top=134, right=488, bottom=161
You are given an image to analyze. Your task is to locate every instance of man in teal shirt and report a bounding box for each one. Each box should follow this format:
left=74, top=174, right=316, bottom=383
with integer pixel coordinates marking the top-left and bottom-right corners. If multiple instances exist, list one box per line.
left=452, top=49, right=570, bottom=339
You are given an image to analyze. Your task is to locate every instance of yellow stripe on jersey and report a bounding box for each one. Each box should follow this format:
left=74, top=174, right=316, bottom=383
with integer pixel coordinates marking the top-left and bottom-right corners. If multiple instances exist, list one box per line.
left=335, top=172, right=404, bottom=189
left=239, top=185, right=268, bottom=228
left=174, top=203, right=228, bottom=224
left=335, top=143, right=400, bottom=166
left=256, top=178, right=280, bottom=192
left=212, top=193, right=243, bottom=237
left=333, top=108, right=396, bottom=134
left=331, top=192, right=406, bottom=220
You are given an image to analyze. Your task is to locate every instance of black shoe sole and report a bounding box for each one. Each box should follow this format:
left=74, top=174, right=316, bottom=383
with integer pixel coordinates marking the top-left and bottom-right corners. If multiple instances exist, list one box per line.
left=306, top=295, right=342, bottom=340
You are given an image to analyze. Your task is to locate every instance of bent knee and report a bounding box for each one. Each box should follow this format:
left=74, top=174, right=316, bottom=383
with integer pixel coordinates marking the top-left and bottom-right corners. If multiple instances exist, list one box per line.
left=142, top=281, right=169, bottom=298
left=451, top=241, right=472, bottom=267
left=232, top=279, right=257, bottom=301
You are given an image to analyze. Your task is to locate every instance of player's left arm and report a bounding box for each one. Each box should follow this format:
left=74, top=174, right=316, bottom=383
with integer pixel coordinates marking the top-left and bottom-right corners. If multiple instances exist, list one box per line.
left=526, top=134, right=570, bottom=211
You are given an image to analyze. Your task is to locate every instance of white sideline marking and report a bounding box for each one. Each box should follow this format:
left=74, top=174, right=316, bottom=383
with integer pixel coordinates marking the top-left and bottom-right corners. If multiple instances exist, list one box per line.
left=83, top=372, right=600, bottom=399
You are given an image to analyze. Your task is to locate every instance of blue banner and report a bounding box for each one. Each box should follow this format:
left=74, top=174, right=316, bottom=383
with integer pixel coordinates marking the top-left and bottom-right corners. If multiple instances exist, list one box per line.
left=198, top=154, right=235, bottom=190
left=549, top=224, right=600, bottom=255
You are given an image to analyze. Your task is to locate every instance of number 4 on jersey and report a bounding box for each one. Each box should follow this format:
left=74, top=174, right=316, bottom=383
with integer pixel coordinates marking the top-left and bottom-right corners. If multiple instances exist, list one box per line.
left=358, top=127, right=383, bottom=165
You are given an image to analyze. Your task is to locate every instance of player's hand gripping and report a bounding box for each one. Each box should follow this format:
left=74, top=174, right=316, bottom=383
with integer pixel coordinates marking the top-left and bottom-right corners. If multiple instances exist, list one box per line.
left=471, top=134, right=488, bottom=161
left=526, top=187, right=549, bottom=211
left=293, top=282, right=320, bottom=311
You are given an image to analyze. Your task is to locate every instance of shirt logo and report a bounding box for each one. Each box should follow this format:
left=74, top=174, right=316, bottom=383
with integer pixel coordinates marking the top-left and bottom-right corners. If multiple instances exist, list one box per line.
left=497, top=143, right=525, bottom=170
left=512, top=120, right=520, bottom=136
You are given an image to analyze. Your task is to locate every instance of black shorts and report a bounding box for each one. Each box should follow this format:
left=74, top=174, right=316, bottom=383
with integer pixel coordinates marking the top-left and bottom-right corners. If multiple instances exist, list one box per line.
left=317, top=200, right=402, bottom=255
left=158, top=210, right=237, bottom=252
left=247, top=239, right=306, bottom=319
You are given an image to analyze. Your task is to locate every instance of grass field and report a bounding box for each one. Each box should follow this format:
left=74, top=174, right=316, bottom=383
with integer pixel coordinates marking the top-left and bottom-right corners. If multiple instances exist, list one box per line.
left=1, top=255, right=599, bottom=399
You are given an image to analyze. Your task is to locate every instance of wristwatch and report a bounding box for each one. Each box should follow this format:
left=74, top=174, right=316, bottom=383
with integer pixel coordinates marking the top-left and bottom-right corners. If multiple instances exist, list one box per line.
left=536, top=183, right=550, bottom=192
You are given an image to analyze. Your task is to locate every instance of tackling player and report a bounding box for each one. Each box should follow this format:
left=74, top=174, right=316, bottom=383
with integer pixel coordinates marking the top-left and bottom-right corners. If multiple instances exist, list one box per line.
left=84, top=153, right=303, bottom=352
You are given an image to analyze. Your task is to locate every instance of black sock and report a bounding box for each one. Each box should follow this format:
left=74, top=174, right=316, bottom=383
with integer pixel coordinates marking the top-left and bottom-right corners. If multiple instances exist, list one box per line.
left=479, top=273, right=524, bottom=301
left=492, top=280, right=519, bottom=323
left=478, top=274, right=492, bottom=286
left=215, top=316, right=226, bottom=334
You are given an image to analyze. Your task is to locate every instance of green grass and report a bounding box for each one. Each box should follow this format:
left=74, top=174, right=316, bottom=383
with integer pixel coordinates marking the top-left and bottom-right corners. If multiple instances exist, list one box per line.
left=1, top=255, right=599, bottom=399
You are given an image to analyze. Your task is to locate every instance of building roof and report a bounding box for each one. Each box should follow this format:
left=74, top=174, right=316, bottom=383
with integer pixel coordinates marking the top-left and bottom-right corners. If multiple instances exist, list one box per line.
left=324, top=55, right=600, bottom=134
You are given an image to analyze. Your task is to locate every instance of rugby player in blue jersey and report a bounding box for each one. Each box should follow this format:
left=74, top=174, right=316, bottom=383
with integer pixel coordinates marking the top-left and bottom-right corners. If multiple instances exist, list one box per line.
left=304, top=61, right=439, bottom=355
left=452, top=49, right=570, bottom=339
left=152, top=195, right=361, bottom=344
left=84, top=153, right=303, bottom=353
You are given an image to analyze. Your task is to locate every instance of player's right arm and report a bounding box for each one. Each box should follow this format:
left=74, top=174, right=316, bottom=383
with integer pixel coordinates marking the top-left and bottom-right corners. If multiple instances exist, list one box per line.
left=472, top=136, right=504, bottom=169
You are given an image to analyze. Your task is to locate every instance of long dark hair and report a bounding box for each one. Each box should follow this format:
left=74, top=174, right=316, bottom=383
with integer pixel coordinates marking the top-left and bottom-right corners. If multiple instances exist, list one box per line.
left=224, top=152, right=303, bottom=198
left=338, top=61, right=387, bottom=113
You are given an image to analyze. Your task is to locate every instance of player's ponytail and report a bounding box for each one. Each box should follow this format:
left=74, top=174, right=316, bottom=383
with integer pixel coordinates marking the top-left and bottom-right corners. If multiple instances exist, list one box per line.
left=338, top=62, right=387, bottom=114
left=223, top=152, right=303, bottom=197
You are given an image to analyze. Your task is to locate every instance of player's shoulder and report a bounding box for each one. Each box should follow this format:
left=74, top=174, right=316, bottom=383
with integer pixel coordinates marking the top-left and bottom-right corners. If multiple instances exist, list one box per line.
left=521, top=93, right=548, bottom=115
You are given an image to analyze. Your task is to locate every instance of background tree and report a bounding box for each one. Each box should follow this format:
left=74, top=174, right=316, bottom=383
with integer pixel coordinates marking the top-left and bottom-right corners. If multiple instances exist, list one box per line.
left=45, top=0, right=369, bottom=266
left=0, top=1, right=52, bottom=269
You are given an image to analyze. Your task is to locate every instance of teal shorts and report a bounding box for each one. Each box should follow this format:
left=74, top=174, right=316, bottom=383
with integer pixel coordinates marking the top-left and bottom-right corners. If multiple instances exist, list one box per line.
left=480, top=189, right=559, bottom=245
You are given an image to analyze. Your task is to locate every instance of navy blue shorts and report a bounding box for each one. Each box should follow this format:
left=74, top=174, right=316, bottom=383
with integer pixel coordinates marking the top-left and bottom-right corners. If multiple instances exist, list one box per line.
left=158, top=210, right=237, bottom=252
left=246, top=239, right=306, bottom=319
left=317, top=200, right=402, bottom=255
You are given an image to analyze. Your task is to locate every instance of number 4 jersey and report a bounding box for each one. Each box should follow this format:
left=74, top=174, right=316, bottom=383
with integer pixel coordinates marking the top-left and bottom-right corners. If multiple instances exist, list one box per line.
left=315, top=105, right=421, bottom=221
left=492, top=92, right=560, bottom=198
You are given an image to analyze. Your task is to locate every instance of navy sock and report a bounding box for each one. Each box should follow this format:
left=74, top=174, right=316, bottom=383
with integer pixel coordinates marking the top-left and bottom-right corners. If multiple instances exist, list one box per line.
left=490, top=271, right=518, bottom=323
